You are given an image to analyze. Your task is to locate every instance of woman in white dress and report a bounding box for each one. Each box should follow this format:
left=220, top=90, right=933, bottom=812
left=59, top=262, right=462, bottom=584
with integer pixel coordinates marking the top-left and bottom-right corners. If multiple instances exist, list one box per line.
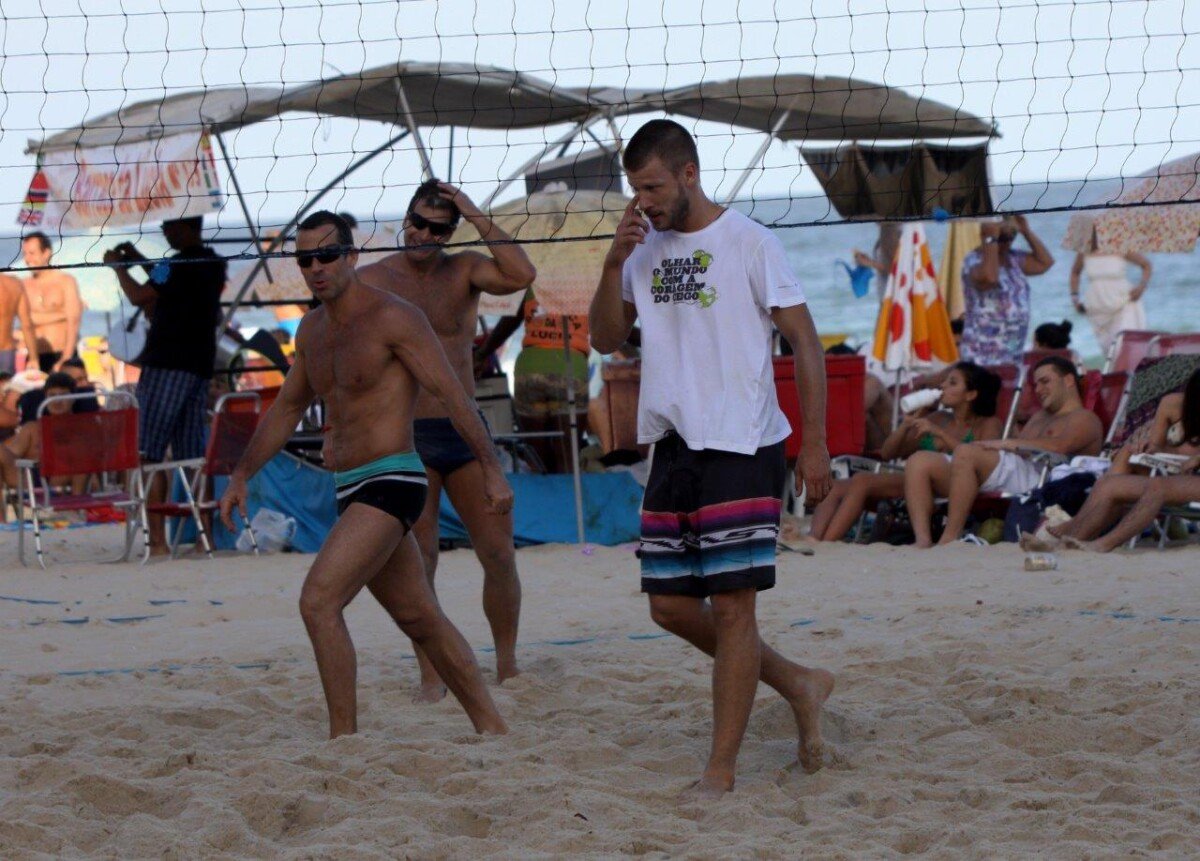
left=1069, top=246, right=1152, bottom=352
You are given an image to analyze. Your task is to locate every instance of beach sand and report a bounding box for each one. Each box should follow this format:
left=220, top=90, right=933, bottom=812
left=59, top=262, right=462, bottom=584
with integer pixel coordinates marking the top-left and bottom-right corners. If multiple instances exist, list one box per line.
left=1, top=527, right=1197, bottom=858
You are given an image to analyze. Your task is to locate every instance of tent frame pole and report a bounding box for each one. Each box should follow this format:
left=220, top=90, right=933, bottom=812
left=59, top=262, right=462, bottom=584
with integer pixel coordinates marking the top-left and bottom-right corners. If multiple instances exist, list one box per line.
left=220, top=128, right=411, bottom=329
left=481, top=117, right=602, bottom=209
left=212, top=128, right=275, bottom=289
left=394, top=79, right=434, bottom=180
left=563, top=315, right=586, bottom=544
left=720, top=96, right=798, bottom=204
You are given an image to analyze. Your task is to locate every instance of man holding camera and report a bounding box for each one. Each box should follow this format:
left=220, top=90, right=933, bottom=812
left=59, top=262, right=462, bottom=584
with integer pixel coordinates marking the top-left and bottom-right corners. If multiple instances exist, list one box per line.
left=104, top=216, right=226, bottom=556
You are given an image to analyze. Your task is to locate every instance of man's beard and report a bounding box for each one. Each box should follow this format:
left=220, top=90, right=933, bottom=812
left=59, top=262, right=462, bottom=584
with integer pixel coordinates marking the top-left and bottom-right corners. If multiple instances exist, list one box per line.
left=664, top=191, right=690, bottom=231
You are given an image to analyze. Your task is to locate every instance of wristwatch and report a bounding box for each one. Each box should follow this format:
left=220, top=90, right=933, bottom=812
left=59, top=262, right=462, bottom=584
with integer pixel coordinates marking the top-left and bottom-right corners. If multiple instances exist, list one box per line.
left=982, top=236, right=998, bottom=245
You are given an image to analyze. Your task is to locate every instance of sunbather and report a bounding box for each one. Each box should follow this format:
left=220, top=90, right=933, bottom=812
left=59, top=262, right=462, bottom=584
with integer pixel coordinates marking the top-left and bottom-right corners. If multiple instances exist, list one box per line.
left=1109, top=368, right=1200, bottom=474
left=905, top=356, right=1104, bottom=547
left=0, top=374, right=82, bottom=499
left=805, top=362, right=1003, bottom=543
left=1027, top=454, right=1200, bottom=552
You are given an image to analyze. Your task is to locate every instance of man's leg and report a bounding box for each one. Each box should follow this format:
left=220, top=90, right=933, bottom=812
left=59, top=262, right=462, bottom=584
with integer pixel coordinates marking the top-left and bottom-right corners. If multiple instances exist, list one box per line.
left=444, top=460, right=521, bottom=683
left=409, top=468, right=449, bottom=702
left=367, top=531, right=507, bottom=734
left=1079, top=475, right=1200, bottom=552
left=903, top=451, right=953, bottom=548
left=937, top=444, right=999, bottom=545
left=297, top=504, right=407, bottom=738
left=1053, top=474, right=1145, bottom=541
left=649, top=593, right=834, bottom=778
left=701, top=588, right=761, bottom=794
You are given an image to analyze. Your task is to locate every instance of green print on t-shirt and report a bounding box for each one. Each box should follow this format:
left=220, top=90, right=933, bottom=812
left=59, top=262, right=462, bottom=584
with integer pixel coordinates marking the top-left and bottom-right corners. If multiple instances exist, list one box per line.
left=649, top=249, right=718, bottom=308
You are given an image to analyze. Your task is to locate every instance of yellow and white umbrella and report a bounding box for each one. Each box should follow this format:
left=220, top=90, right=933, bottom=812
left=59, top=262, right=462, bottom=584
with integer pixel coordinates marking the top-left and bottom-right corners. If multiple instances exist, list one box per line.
left=872, top=222, right=958, bottom=372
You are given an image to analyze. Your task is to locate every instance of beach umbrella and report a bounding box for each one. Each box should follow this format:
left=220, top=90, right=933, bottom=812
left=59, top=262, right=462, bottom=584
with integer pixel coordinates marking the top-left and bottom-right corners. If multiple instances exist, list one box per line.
left=936, top=219, right=980, bottom=321
left=1062, top=151, right=1200, bottom=254
left=871, top=223, right=958, bottom=424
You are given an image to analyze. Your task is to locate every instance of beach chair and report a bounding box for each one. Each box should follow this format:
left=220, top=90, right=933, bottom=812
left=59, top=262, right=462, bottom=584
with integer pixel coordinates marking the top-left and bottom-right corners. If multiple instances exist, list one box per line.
left=142, top=391, right=262, bottom=558
left=16, top=391, right=149, bottom=568
left=1146, top=332, right=1200, bottom=360
left=1103, top=330, right=1162, bottom=374
left=1003, top=350, right=1077, bottom=438
left=1125, top=453, right=1200, bottom=548
left=1084, top=370, right=1129, bottom=446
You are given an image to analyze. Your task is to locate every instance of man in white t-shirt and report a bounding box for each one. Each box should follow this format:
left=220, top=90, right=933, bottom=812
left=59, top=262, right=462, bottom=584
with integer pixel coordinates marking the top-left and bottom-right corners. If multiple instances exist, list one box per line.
left=589, top=119, right=836, bottom=797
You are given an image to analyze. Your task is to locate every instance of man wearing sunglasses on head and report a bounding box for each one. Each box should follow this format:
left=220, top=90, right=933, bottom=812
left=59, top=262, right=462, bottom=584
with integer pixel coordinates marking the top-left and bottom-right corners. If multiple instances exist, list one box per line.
left=358, top=178, right=535, bottom=704
left=220, top=210, right=511, bottom=740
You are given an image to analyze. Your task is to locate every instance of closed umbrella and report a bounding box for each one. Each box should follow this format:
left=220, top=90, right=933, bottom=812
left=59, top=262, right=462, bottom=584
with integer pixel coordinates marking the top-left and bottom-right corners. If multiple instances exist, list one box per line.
left=1063, top=151, right=1200, bottom=254
left=871, top=223, right=959, bottom=424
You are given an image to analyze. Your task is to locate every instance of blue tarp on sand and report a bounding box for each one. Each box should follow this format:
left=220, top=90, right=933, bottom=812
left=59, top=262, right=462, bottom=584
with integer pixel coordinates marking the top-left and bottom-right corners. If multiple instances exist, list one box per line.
left=206, top=454, right=643, bottom=550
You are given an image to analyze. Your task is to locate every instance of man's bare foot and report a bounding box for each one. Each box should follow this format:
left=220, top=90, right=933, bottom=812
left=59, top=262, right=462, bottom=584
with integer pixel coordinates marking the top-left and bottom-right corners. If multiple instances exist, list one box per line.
left=1062, top=535, right=1109, bottom=553
left=785, top=667, right=835, bottom=774
left=496, top=658, right=520, bottom=685
left=412, top=682, right=447, bottom=704
left=680, top=775, right=733, bottom=800
left=914, top=540, right=934, bottom=549
left=1019, top=530, right=1061, bottom=552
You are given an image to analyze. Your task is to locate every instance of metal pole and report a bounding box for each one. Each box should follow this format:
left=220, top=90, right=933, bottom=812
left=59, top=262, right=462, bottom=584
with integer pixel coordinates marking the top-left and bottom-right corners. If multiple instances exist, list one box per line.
left=447, top=126, right=455, bottom=182
left=564, top=315, right=586, bottom=544
left=720, top=96, right=799, bottom=204
left=212, top=129, right=275, bottom=287
left=481, top=118, right=596, bottom=209
left=395, top=79, right=433, bottom=180
left=220, top=129, right=411, bottom=329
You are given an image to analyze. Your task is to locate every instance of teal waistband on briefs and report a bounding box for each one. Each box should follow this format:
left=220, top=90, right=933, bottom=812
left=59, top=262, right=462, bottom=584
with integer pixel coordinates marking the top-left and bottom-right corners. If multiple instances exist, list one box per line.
left=334, top=451, right=425, bottom=489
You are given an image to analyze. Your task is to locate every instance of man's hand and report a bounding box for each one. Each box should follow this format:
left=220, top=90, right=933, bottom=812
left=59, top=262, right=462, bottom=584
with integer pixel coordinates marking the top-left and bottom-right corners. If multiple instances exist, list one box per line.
left=1011, top=213, right=1030, bottom=234
left=219, top=474, right=250, bottom=531
left=605, top=197, right=648, bottom=268
left=437, top=181, right=483, bottom=220
left=979, top=221, right=1002, bottom=240
left=978, top=439, right=1010, bottom=451
left=796, top=441, right=832, bottom=505
left=102, top=249, right=123, bottom=268
left=481, top=465, right=514, bottom=515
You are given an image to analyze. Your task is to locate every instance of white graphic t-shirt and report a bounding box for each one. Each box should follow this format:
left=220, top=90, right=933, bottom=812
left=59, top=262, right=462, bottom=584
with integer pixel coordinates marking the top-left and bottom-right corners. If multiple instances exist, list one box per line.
left=620, top=208, right=806, bottom=454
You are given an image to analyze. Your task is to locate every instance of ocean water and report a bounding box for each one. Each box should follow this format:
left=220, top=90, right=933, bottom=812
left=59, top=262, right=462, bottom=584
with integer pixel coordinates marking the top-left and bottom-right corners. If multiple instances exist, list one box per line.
left=2, top=180, right=1196, bottom=366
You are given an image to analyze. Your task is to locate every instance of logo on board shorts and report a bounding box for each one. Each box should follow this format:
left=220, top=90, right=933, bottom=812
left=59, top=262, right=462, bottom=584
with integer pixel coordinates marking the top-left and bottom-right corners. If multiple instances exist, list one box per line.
left=650, top=249, right=717, bottom=307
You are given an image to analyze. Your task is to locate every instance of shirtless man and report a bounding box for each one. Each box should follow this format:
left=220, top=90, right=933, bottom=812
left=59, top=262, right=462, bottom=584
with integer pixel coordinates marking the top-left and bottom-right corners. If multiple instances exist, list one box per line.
left=358, top=179, right=535, bottom=701
left=220, top=210, right=510, bottom=739
left=0, top=273, right=38, bottom=375
left=21, top=233, right=82, bottom=373
left=905, top=355, right=1104, bottom=546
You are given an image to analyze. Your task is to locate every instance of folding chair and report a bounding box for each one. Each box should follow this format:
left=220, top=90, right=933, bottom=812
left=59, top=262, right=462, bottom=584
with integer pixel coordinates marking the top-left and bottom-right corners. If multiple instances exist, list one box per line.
left=1146, top=332, right=1200, bottom=360
left=1085, top=370, right=1129, bottom=446
left=143, top=391, right=262, bottom=558
left=1104, top=330, right=1163, bottom=374
left=1126, top=453, right=1200, bottom=548
left=16, top=390, right=149, bottom=568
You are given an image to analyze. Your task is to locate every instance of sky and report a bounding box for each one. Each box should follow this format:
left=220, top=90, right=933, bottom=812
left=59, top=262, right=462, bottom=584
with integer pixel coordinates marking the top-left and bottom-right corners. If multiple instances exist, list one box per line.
left=0, top=0, right=1197, bottom=238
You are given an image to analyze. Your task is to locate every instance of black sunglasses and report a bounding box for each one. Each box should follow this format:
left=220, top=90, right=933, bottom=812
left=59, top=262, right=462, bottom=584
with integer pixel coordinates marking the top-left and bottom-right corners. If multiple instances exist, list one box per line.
left=407, top=211, right=455, bottom=237
left=296, top=245, right=349, bottom=269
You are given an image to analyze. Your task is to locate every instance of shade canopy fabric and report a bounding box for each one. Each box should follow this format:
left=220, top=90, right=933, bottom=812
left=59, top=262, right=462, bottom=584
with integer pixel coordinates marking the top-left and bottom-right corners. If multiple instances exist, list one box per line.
left=29, top=68, right=996, bottom=157
left=801, top=141, right=993, bottom=218
left=1062, top=151, right=1200, bottom=254
left=27, top=86, right=287, bottom=154
left=597, top=74, right=996, bottom=142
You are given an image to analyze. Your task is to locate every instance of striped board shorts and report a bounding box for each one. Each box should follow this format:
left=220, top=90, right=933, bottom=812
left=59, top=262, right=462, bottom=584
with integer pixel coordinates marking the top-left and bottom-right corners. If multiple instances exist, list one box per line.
left=334, top=451, right=429, bottom=532
left=639, top=432, right=786, bottom=598
left=137, top=367, right=208, bottom=462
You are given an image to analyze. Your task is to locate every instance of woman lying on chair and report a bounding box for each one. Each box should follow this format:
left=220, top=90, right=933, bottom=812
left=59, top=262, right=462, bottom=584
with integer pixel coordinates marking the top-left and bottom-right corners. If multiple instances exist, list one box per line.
left=804, top=362, right=1004, bottom=543
left=1025, top=375, right=1200, bottom=552
left=1108, top=368, right=1200, bottom=474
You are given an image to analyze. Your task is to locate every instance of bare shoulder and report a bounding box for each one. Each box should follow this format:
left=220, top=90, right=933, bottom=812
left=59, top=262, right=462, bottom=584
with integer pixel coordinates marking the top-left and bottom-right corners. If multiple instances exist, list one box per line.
left=293, top=306, right=324, bottom=350
left=356, top=255, right=400, bottom=290
left=361, top=285, right=428, bottom=330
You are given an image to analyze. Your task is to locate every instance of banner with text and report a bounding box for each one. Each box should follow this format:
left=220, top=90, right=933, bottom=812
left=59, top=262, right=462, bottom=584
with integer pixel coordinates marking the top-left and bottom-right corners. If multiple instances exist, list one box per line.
left=18, top=132, right=224, bottom=231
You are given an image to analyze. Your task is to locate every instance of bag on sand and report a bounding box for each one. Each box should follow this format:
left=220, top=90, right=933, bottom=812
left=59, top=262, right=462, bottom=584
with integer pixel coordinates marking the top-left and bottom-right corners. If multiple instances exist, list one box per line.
left=1002, top=472, right=1097, bottom=543
left=237, top=508, right=296, bottom=553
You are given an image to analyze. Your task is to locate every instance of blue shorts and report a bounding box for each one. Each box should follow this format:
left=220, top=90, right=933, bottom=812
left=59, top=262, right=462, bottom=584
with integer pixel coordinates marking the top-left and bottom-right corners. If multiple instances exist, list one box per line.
left=137, top=367, right=208, bottom=462
left=413, top=413, right=491, bottom=477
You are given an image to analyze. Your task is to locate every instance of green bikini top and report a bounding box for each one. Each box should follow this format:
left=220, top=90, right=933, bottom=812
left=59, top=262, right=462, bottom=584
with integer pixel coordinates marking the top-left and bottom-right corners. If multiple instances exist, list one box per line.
left=917, top=428, right=974, bottom=452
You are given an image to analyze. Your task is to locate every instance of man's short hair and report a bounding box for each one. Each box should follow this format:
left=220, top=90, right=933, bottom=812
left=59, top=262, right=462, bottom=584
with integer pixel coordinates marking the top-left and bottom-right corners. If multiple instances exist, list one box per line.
left=623, top=119, right=701, bottom=173
left=62, top=356, right=86, bottom=371
left=43, top=372, right=77, bottom=392
left=1034, top=355, right=1080, bottom=390
left=22, top=231, right=52, bottom=251
left=163, top=216, right=203, bottom=232
left=296, top=210, right=354, bottom=247
left=406, top=178, right=460, bottom=226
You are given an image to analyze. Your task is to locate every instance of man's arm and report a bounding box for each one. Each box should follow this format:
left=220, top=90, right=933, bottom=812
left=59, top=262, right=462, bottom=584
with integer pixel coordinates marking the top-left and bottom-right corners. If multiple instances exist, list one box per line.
left=1014, top=214, right=1054, bottom=276
left=388, top=303, right=514, bottom=514
left=55, top=276, right=83, bottom=367
left=589, top=197, right=643, bottom=354
left=220, top=346, right=315, bottom=528
left=440, top=182, right=536, bottom=295
left=474, top=302, right=525, bottom=378
left=968, top=222, right=1001, bottom=290
left=103, top=249, right=157, bottom=308
left=989, top=410, right=1102, bottom=455
left=771, top=303, right=832, bottom=503
left=15, top=288, right=38, bottom=355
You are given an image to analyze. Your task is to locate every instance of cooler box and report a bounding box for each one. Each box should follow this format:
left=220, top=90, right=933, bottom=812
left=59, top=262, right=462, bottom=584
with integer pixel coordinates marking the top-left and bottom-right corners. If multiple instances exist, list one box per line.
left=774, top=354, right=866, bottom=458
left=600, top=360, right=643, bottom=452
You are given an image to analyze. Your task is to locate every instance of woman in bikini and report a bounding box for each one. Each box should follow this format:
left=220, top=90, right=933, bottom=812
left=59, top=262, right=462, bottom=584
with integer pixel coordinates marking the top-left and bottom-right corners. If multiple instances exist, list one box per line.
left=804, top=362, right=1004, bottom=543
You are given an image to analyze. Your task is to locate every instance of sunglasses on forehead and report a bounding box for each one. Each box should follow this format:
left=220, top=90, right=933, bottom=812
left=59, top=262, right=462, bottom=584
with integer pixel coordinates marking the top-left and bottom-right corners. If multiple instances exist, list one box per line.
left=296, top=245, right=351, bottom=269
left=407, top=210, right=456, bottom=237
